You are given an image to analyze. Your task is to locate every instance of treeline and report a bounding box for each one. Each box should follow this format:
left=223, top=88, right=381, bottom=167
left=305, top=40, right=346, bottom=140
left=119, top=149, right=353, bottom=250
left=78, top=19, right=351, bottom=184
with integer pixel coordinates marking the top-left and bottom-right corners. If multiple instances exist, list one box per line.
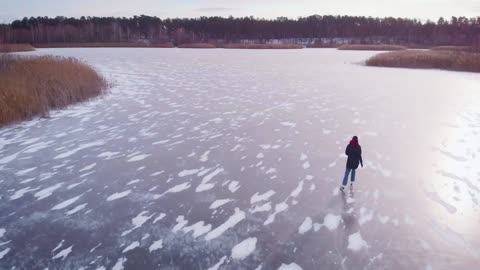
left=1, top=15, right=479, bottom=47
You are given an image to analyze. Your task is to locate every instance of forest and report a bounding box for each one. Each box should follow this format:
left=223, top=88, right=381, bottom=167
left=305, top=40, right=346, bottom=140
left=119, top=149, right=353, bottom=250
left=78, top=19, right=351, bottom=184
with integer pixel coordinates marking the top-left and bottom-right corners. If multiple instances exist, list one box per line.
left=1, top=15, right=479, bottom=47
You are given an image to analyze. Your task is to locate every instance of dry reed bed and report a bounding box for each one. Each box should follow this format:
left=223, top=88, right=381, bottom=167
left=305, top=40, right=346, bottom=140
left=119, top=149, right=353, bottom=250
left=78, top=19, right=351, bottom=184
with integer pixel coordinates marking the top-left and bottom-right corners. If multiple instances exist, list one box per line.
left=177, top=43, right=217, bottom=48
left=33, top=42, right=174, bottom=48
left=223, top=44, right=304, bottom=49
left=0, top=55, right=107, bottom=126
left=431, top=46, right=474, bottom=52
left=0, top=44, right=35, bottom=53
left=366, top=50, right=480, bottom=73
left=338, top=44, right=407, bottom=51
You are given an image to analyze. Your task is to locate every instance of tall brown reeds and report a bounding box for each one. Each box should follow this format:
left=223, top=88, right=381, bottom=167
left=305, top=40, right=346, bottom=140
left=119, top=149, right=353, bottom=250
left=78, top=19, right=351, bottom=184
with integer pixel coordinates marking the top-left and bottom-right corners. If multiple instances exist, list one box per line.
left=431, top=46, right=474, bottom=52
left=177, top=43, right=217, bottom=48
left=0, top=55, right=107, bottom=126
left=0, top=44, right=35, bottom=53
left=366, top=50, right=480, bottom=73
left=338, top=44, right=407, bottom=51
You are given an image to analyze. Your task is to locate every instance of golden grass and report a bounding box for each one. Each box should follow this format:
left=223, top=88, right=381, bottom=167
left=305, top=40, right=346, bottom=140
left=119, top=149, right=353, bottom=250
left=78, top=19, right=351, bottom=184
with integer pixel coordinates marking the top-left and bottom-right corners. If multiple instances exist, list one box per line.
left=431, top=46, right=473, bottom=52
left=338, top=44, right=407, bottom=51
left=0, top=55, right=107, bottom=126
left=223, top=43, right=304, bottom=49
left=366, top=50, right=480, bottom=73
left=306, top=44, right=340, bottom=48
left=0, top=44, right=35, bottom=53
left=33, top=42, right=174, bottom=48
left=177, top=43, right=217, bottom=48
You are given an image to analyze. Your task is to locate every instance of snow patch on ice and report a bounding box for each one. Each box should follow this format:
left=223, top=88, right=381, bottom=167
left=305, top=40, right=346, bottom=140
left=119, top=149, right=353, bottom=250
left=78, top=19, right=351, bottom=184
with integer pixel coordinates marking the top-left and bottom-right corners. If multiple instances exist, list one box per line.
left=231, top=237, right=257, bottom=260
left=290, top=181, right=304, bottom=197
left=122, top=241, right=140, bottom=253
left=250, top=202, right=272, bottom=213
left=112, top=257, right=127, bottom=270
left=210, top=199, right=234, bottom=209
left=149, top=240, right=163, bottom=252
left=155, top=182, right=191, bottom=198
left=106, top=190, right=131, bottom=201
left=278, top=263, right=302, bottom=270
left=0, top=248, right=10, bottom=259
left=54, top=141, right=104, bottom=159
left=15, top=167, right=37, bottom=176
left=10, top=186, right=39, bottom=200
left=52, top=194, right=83, bottom=210
left=79, top=163, right=96, bottom=172
left=178, top=168, right=202, bottom=177
left=127, top=154, right=150, bottom=162
left=228, top=181, right=240, bottom=193
left=52, top=245, right=73, bottom=260
left=298, top=217, right=312, bottom=234
left=323, top=214, right=341, bottom=231
left=34, top=183, right=63, bottom=200
left=251, top=190, right=276, bottom=204
left=66, top=203, right=87, bottom=215
left=205, top=208, right=245, bottom=241
left=280, top=122, right=296, bottom=128
left=153, top=213, right=166, bottom=224
left=122, top=211, right=155, bottom=236
left=348, top=232, right=368, bottom=251
left=264, top=202, right=288, bottom=225
left=196, top=168, right=223, bottom=192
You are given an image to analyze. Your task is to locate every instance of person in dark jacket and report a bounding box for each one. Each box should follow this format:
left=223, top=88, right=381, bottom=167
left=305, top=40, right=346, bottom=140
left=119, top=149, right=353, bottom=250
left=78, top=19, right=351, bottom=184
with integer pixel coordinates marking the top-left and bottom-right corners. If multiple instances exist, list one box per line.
left=341, top=136, right=363, bottom=191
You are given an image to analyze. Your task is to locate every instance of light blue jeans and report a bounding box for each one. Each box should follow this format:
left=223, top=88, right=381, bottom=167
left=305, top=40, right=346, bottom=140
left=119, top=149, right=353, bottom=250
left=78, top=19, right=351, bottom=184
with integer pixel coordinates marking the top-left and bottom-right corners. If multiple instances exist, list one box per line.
left=342, top=168, right=356, bottom=186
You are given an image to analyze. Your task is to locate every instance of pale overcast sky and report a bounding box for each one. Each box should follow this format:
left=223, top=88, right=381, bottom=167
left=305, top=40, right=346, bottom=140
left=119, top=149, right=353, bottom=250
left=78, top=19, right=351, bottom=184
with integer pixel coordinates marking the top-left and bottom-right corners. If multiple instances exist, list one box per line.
left=1, top=0, right=479, bottom=23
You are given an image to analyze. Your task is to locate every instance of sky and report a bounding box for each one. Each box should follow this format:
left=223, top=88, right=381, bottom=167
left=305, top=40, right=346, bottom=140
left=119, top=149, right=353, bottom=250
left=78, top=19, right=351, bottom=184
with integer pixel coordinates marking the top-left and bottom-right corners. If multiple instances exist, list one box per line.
left=1, top=0, right=479, bottom=23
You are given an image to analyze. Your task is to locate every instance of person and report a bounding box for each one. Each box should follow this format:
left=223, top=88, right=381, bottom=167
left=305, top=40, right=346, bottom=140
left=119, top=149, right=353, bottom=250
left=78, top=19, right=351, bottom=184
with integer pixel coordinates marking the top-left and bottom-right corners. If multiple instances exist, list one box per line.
left=340, top=136, right=363, bottom=191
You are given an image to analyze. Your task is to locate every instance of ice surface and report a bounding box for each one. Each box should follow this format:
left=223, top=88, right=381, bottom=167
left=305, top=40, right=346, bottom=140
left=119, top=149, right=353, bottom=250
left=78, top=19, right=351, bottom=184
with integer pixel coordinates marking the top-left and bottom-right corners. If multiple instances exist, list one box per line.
left=231, top=237, right=257, bottom=260
left=1, top=48, right=479, bottom=269
left=208, top=256, right=227, bottom=270
left=54, top=141, right=104, bottom=159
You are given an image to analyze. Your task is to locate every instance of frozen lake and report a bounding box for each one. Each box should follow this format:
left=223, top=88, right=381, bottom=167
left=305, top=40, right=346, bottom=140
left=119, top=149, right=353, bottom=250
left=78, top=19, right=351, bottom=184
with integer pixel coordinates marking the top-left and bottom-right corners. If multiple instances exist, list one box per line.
left=1, top=48, right=479, bottom=270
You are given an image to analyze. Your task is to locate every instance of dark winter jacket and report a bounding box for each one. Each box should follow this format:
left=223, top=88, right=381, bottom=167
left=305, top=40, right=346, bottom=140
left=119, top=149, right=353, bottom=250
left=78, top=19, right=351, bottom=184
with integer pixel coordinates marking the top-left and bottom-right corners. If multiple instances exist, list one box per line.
left=345, top=143, right=363, bottom=169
